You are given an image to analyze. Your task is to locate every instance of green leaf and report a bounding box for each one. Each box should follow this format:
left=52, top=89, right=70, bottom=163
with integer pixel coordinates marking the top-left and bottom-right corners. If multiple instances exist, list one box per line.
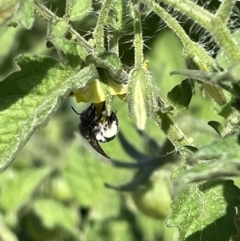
left=13, top=0, right=35, bottom=29
left=0, top=167, right=51, bottom=212
left=167, top=180, right=240, bottom=241
left=0, top=0, right=22, bottom=25
left=128, top=73, right=147, bottom=130
left=189, top=134, right=239, bottom=163
left=176, top=135, right=240, bottom=184
left=216, top=29, right=240, bottom=70
left=63, top=140, right=109, bottom=206
left=47, top=19, right=81, bottom=68
left=65, top=0, right=92, bottom=22
left=167, top=78, right=193, bottom=115
left=128, top=68, right=156, bottom=130
left=0, top=215, right=18, bottom=241
left=107, top=0, right=130, bottom=32
left=86, top=47, right=122, bottom=80
left=146, top=31, right=184, bottom=100
left=93, top=188, right=121, bottom=219
left=33, top=198, right=79, bottom=232
left=63, top=139, right=131, bottom=208
left=85, top=218, right=134, bottom=241
left=0, top=53, right=98, bottom=170
left=207, top=120, right=224, bottom=136
left=0, top=28, right=18, bottom=66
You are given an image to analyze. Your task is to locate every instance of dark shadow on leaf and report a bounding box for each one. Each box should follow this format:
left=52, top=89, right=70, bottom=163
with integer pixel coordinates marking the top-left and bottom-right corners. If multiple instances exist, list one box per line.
left=185, top=180, right=240, bottom=241
left=107, top=157, right=160, bottom=169
left=118, top=131, right=148, bottom=160
left=105, top=167, right=152, bottom=191
left=107, top=131, right=179, bottom=191
left=185, top=212, right=236, bottom=241
left=105, top=154, right=175, bottom=191
left=0, top=54, right=62, bottom=110
left=136, top=129, right=162, bottom=155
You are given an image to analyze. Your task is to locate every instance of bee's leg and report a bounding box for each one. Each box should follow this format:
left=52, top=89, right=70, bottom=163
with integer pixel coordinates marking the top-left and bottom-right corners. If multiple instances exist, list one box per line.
left=71, top=106, right=81, bottom=115
left=106, top=111, right=118, bottom=126
left=80, top=104, right=96, bottom=122
left=94, top=102, right=106, bottom=122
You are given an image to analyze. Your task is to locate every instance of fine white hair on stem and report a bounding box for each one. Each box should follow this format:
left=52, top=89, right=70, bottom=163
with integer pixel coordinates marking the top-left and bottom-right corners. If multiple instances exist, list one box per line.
left=154, top=0, right=240, bottom=57
left=217, top=0, right=240, bottom=1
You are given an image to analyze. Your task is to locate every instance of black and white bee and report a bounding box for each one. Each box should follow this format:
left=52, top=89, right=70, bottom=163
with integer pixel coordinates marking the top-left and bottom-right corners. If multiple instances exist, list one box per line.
left=72, top=103, right=119, bottom=159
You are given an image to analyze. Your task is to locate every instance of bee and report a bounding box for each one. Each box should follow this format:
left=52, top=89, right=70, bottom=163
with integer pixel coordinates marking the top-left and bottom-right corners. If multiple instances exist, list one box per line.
left=72, top=103, right=119, bottom=159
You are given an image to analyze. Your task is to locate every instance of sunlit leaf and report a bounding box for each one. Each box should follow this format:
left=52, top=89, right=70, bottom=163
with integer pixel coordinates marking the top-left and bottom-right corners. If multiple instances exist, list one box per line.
left=92, top=188, right=121, bottom=219
left=128, top=67, right=155, bottom=130
left=174, top=135, right=240, bottom=185
left=0, top=167, right=51, bottom=212
left=86, top=48, right=122, bottom=79
left=63, top=140, right=109, bottom=206
left=167, top=180, right=240, bottom=241
left=13, top=0, right=35, bottom=29
left=85, top=218, right=134, bottom=241
left=47, top=19, right=81, bottom=68
left=65, top=0, right=92, bottom=22
left=0, top=53, right=98, bottom=170
left=0, top=0, right=22, bottom=25
left=33, top=198, right=79, bottom=232
left=0, top=215, right=18, bottom=241
left=216, top=29, right=240, bottom=70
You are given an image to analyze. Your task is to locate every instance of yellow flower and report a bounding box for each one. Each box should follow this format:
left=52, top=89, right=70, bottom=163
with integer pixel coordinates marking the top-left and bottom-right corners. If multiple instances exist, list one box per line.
left=74, top=79, right=127, bottom=103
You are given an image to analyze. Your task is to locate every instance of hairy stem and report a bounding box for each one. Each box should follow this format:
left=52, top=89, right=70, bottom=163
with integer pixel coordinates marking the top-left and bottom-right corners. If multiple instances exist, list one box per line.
left=160, top=0, right=240, bottom=64
left=215, top=0, right=237, bottom=26
left=149, top=0, right=217, bottom=70
left=34, top=1, right=92, bottom=51
left=153, top=111, right=193, bottom=159
left=148, top=0, right=226, bottom=105
left=34, top=0, right=59, bottom=21
left=132, top=1, right=144, bottom=68
left=93, top=0, right=115, bottom=47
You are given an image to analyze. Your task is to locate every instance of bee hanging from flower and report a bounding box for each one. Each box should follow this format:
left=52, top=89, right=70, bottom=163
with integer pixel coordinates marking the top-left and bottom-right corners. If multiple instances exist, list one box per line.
left=72, top=102, right=119, bottom=159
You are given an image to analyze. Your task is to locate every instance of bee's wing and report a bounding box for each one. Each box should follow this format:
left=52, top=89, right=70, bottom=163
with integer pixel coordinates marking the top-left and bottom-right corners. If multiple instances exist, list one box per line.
left=87, top=137, right=110, bottom=159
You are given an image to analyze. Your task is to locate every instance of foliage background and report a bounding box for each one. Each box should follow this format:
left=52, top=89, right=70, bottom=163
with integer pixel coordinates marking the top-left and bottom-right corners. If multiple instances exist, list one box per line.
left=1, top=0, right=240, bottom=241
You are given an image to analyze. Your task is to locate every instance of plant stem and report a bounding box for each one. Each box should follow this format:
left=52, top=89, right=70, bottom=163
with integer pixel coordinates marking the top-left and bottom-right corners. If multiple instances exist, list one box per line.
left=215, top=0, right=237, bottom=26
left=159, top=0, right=240, bottom=64
left=34, top=0, right=59, bottom=21
left=34, top=1, right=92, bottom=52
left=69, top=28, right=92, bottom=51
left=149, top=0, right=216, bottom=70
left=153, top=111, right=193, bottom=160
left=148, top=0, right=226, bottom=105
left=93, top=0, right=115, bottom=48
left=161, top=0, right=213, bottom=27
left=108, top=33, right=119, bottom=54
left=131, top=2, right=144, bottom=68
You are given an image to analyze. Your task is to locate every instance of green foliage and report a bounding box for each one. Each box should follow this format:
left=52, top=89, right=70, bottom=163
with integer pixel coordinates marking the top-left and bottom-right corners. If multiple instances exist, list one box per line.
left=1, top=0, right=240, bottom=241
left=0, top=54, right=98, bottom=170
left=0, top=167, right=51, bottom=212
left=65, top=0, right=92, bottom=21
left=167, top=79, right=193, bottom=115
left=167, top=180, right=240, bottom=241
